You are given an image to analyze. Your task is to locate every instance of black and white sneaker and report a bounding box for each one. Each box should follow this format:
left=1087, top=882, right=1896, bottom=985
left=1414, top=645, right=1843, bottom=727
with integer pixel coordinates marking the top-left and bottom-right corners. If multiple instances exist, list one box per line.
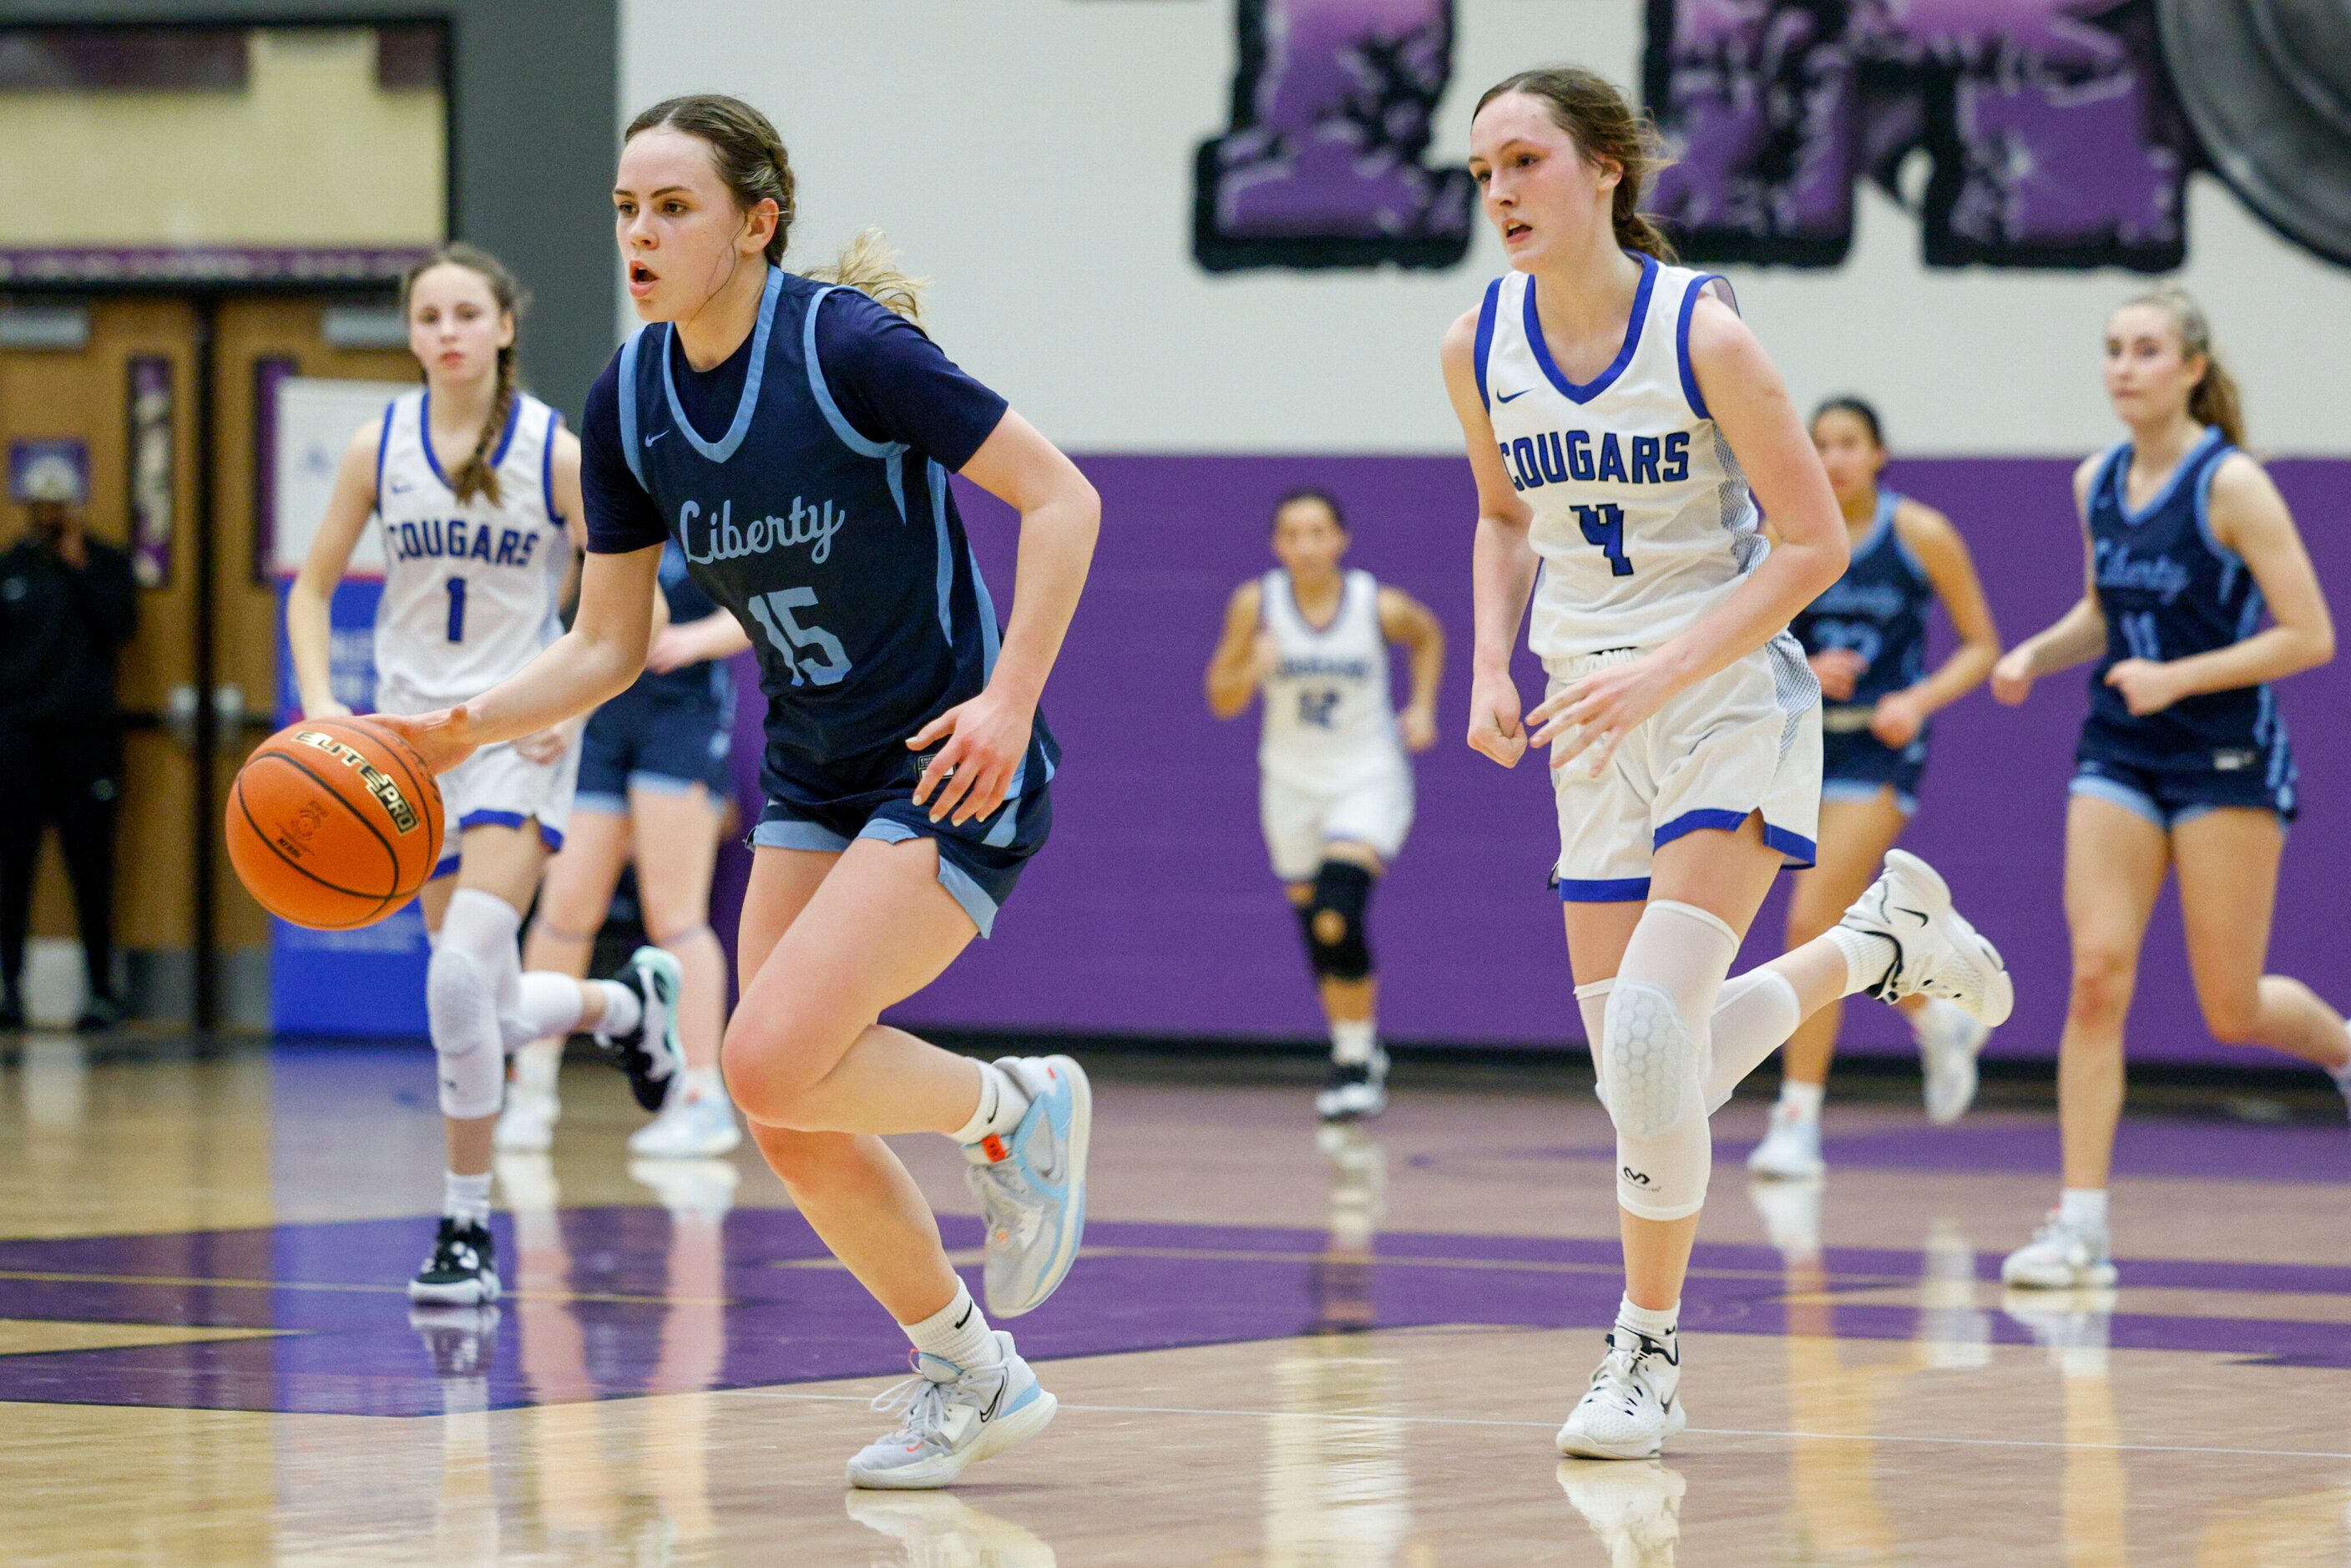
left=407, top=1216, right=500, bottom=1306
left=1315, top=1045, right=1390, bottom=1122
left=599, top=946, right=684, bottom=1113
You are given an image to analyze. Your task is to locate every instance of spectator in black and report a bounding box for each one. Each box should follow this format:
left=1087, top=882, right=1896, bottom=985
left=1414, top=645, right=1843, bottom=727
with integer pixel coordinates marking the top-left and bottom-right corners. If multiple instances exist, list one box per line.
left=0, top=458, right=137, bottom=1029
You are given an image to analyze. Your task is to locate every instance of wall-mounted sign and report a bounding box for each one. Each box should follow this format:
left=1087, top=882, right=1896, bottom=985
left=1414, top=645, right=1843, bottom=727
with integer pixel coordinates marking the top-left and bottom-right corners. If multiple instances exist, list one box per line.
left=125, top=356, right=173, bottom=586
left=7, top=437, right=88, bottom=504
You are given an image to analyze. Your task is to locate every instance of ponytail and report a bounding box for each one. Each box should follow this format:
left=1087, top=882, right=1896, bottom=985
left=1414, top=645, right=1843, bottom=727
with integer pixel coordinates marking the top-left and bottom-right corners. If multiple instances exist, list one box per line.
left=806, top=227, right=930, bottom=326
left=1476, top=66, right=1677, bottom=263
left=401, top=243, right=527, bottom=507
left=2122, top=283, right=2247, bottom=449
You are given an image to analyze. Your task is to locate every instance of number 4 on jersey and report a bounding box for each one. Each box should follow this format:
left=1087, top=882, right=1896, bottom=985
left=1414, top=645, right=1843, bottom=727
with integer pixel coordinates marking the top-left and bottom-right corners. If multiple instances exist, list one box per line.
left=1575, top=503, right=1633, bottom=577
left=747, top=586, right=852, bottom=687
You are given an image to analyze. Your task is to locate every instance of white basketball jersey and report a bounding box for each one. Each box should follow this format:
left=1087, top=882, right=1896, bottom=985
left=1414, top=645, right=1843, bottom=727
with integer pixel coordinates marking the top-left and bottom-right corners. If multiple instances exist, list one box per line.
left=1477, top=257, right=1766, bottom=662
left=1257, top=568, right=1403, bottom=792
left=372, top=389, right=570, bottom=708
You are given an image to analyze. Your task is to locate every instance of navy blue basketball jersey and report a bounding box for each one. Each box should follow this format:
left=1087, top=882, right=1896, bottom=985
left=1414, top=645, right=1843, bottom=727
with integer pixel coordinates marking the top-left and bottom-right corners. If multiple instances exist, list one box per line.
left=608, top=269, right=1054, bottom=792
left=2081, top=427, right=2287, bottom=777
left=633, top=537, right=730, bottom=708
left=1792, top=490, right=1932, bottom=709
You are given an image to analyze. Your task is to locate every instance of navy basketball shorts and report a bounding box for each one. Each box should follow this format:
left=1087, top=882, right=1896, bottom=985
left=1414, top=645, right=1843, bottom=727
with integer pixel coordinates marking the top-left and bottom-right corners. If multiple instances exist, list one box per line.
left=575, top=687, right=734, bottom=817
left=1819, top=711, right=1928, bottom=817
left=2071, top=749, right=2297, bottom=830
left=749, top=738, right=1053, bottom=938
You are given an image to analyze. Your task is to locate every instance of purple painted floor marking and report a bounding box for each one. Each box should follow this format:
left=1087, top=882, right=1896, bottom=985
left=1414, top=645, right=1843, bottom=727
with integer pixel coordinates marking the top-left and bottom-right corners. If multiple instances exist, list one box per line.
left=0, top=1208, right=2343, bottom=1416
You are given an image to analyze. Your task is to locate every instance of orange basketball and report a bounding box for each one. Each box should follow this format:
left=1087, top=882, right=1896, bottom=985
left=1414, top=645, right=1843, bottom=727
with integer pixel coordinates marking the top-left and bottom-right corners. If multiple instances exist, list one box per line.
left=225, top=716, right=446, bottom=929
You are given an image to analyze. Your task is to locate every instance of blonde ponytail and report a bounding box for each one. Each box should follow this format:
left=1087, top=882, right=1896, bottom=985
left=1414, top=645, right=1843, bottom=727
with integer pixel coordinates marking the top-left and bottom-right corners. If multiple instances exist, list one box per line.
left=806, top=227, right=929, bottom=326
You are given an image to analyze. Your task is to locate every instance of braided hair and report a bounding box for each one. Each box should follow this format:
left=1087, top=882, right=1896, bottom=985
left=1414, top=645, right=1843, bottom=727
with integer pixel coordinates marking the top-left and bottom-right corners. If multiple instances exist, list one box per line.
left=400, top=244, right=528, bottom=505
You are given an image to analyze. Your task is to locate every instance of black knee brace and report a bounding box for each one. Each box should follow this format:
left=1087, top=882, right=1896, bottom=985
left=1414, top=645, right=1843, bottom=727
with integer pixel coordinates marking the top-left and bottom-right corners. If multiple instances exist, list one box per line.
left=1296, top=860, right=1375, bottom=982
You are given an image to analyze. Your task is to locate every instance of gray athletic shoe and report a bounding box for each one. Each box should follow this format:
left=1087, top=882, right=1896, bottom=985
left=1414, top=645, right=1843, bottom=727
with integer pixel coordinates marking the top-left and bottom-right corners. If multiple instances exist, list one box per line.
left=962, top=1056, right=1093, bottom=1318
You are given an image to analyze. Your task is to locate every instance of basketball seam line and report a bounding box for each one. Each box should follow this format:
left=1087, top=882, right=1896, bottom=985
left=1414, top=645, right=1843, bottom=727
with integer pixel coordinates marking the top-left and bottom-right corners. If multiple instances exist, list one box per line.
left=233, top=776, right=398, bottom=924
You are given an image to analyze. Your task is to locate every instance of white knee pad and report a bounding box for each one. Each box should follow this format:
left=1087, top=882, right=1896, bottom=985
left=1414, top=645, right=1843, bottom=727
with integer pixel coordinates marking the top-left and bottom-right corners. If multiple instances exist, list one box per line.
left=427, top=943, right=505, bottom=1120
left=1615, top=1113, right=1712, bottom=1220
left=1602, top=979, right=1706, bottom=1140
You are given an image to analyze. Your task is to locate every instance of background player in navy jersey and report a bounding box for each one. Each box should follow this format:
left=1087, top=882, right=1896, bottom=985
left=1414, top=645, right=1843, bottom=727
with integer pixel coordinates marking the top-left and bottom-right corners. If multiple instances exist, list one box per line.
left=498, top=536, right=751, bottom=1161
left=1990, top=286, right=2351, bottom=1289
left=1748, top=397, right=2003, bottom=1182
left=1204, top=488, right=1444, bottom=1121
left=381, top=94, right=1100, bottom=1491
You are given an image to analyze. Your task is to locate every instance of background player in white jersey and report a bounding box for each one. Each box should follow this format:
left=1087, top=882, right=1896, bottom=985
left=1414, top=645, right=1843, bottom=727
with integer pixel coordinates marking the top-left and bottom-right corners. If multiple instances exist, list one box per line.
left=286, top=245, right=682, bottom=1307
left=1747, top=397, right=2004, bottom=1184
left=1441, top=67, right=2012, bottom=1460
left=1205, top=488, right=1443, bottom=1120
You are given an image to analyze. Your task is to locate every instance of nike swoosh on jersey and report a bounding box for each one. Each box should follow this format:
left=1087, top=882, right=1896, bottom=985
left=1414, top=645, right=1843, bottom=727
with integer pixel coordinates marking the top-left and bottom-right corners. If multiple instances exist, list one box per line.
left=643, top=428, right=669, bottom=447
left=1497, top=387, right=1533, bottom=402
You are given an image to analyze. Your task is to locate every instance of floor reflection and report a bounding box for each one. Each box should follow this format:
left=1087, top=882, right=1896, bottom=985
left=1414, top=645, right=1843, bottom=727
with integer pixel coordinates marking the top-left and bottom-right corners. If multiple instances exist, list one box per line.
left=2003, top=1287, right=2126, bottom=1568
left=1557, top=1459, right=1685, bottom=1568
left=844, top=1491, right=1059, bottom=1565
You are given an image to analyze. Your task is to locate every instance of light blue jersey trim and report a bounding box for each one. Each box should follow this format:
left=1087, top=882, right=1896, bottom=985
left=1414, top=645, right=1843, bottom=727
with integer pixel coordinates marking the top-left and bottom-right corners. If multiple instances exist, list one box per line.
left=751, top=818, right=854, bottom=853
left=1822, top=777, right=1919, bottom=817
left=805, top=285, right=910, bottom=520
left=2069, top=771, right=2167, bottom=827
left=928, top=459, right=954, bottom=641
left=661, top=266, right=781, bottom=463
left=617, top=328, right=649, bottom=489
left=2114, top=425, right=2222, bottom=527
left=626, top=771, right=707, bottom=797
left=857, top=819, right=999, bottom=937
left=572, top=791, right=629, bottom=818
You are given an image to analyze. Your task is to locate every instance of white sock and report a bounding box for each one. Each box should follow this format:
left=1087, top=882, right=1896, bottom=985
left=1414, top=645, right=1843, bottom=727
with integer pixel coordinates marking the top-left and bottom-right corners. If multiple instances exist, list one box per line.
left=590, top=978, right=643, bottom=1041
left=682, top=1065, right=723, bottom=1103
left=1331, top=1018, right=1376, bottom=1066
left=948, top=1060, right=1030, bottom=1147
left=444, top=1170, right=493, bottom=1227
left=1777, top=1079, right=1825, bottom=1120
left=1615, top=1294, right=1679, bottom=1342
left=903, top=1282, right=1000, bottom=1369
left=1828, top=926, right=1899, bottom=996
left=2058, top=1188, right=2108, bottom=1230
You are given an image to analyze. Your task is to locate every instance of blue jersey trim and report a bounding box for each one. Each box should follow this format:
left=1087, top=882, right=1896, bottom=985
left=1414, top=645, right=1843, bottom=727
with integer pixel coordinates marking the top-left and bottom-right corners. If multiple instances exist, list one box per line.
left=2069, top=771, right=2167, bottom=828
left=617, top=329, right=648, bottom=490
left=1652, top=807, right=1748, bottom=849
left=1761, top=822, right=1817, bottom=866
left=801, top=284, right=908, bottom=463
left=539, top=407, right=563, bottom=524
left=857, top=818, right=999, bottom=937
left=415, top=389, right=523, bottom=495
left=1557, top=875, right=1651, bottom=903
left=2191, top=443, right=2241, bottom=571
left=1525, top=251, right=1657, bottom=406
left=488, top=393, right=522, bottom=468
left=2115, top=425, right=2222, bottom=527
left=661, top=266, right=781, bottom=464
left=928, top=459, right=956, bottom=643
left=1472, top=276, right=1501, bottom=410
left=372, top=401, right=395, bottom=514
left=751, top=817, right=855, bottom=854
left=1676, top=272, right=1727, bottom=420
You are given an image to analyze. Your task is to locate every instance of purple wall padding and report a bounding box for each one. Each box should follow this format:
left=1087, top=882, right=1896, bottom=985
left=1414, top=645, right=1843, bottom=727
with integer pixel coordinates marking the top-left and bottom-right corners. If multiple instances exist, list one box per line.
left=736, top=454, right=2348, bottom=1067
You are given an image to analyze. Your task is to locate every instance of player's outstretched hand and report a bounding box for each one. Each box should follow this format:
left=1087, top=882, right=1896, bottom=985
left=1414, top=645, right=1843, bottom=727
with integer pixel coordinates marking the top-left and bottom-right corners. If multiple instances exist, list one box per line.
left=1466, top=670, right=1527, bottom=768
left=1870, top=690, right=1926, bottom=748
left=511, top=720, right=579, bottom=765
left=1530, top=653, right=1676, bottom=778
left=908, top=687, right=1032, bottom=827
left=1990, top=647, right=2038, bottom=706
left=1809, top=648, right=1866, bottom=702
left=371, top=707, right=481, bottom=776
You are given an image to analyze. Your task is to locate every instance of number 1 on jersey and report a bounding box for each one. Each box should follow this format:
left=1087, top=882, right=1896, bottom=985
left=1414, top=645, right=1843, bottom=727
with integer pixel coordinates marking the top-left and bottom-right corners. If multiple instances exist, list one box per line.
left=444, top=577, right=467, bottom=642
left=1575, top=504, right=1632, bottom=577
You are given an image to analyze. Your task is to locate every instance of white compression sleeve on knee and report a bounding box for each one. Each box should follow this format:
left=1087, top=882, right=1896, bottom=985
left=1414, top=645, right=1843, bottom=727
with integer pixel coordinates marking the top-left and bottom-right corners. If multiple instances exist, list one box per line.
left=429, top=889, right=524, bottom=1120
left=1605, top=900, right=1740, bottom=1220
left=506, top=973, right=585, bottom=1052
left=1575, top=979, right=1614, bottom=1105
left=1702, top=969, right=1805, bottom=1114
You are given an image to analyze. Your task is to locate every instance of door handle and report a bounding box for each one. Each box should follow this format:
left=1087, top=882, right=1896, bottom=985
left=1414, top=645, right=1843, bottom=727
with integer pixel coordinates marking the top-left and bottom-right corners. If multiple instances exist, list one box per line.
left=165, top=684, right=199, bottom=748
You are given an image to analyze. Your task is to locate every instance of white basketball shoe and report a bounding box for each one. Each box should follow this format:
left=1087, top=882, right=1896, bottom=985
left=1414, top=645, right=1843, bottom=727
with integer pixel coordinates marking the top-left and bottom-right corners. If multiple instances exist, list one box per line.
left=1556, top=1327, right=1686, bottom=1460
left=1914, top=997, right=1990, bottom=1125
left=845, top=1331, right=1058, bottom=1490
left=2000, top=1211, right=2118, bottom=1289
left=1746, top=1100, right=1825, bottom=1181
left=1843, top=850, right=2015, bottom=1028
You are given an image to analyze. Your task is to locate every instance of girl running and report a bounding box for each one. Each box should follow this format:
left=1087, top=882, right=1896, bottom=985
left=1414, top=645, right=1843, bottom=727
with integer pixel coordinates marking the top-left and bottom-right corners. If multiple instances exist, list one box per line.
left=1747, top=397, right=2004, bottom=1181
left=498, top=540, right=752, bottom=1161
left=380, top=96, right=1100, bottom=1490
left=1992, top=286, right=2350, bottom=1290
left=1204, top=486, right=1444, bottom=1120
left=1442, top=66, right=2012, bottom=1459
left=287, top=244, right=681, bottom=1307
